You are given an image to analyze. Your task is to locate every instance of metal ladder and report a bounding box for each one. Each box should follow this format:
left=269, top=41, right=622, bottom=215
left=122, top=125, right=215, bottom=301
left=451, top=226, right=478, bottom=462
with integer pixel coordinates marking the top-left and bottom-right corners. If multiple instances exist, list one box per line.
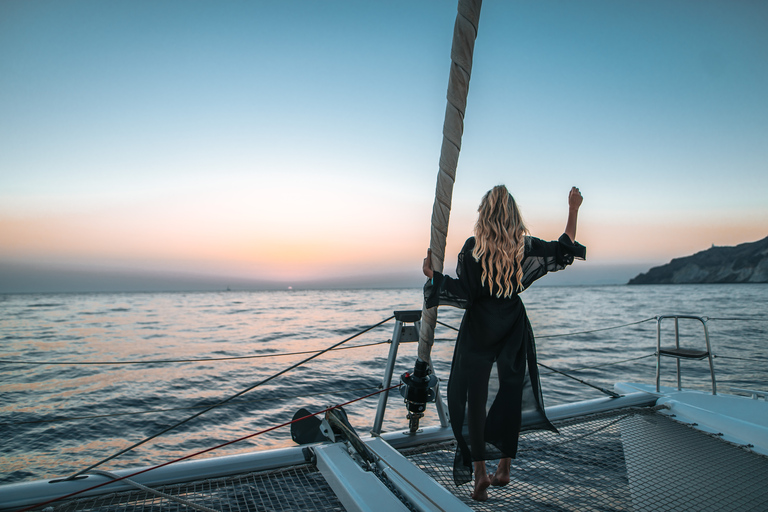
left=655, top=315, right=717, bottom=394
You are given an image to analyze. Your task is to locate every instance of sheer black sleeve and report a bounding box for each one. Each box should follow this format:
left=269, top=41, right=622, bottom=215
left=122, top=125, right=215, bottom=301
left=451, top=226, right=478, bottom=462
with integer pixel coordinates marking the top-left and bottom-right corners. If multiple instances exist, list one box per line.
left=424, top=238, right=478, bottom=310
left=520, top=234, right=586, bottom=290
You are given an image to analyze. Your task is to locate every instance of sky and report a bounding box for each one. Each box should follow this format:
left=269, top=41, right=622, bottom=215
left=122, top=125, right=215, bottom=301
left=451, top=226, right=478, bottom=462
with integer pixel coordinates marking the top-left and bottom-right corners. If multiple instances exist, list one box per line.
left=1, top=0, right=767, bottom=292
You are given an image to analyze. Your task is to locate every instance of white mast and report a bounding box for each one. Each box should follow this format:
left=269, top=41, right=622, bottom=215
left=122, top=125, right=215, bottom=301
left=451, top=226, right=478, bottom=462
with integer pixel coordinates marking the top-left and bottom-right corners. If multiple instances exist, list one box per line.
left=418, top=0, right=482, bottom=363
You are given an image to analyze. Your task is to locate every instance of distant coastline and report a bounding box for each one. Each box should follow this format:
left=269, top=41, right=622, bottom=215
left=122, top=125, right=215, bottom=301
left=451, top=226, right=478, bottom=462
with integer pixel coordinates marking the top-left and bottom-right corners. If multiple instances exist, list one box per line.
left=628, top=236, right=768, bottom=285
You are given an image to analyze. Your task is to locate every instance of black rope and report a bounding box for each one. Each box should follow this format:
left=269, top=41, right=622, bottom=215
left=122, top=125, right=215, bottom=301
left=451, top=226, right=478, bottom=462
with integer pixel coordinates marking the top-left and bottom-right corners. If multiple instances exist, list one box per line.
left=65, top=315, right=395, bottom=480
left=537, top=362, right=621, bottom=398
left=0, top=340, right=389, bottom=366
left=537, top=353, right=656, bottom=375
left=436, top=319, right=459, bottom=331
left=437, top=317, right=657, bottom=337
left=537, top=317, right=656, bottom=338
left=708, top=317, right=768, bottom=321
left=715, top=354, right=768, bottom=362
left=436, top=318, right=660, bottom=399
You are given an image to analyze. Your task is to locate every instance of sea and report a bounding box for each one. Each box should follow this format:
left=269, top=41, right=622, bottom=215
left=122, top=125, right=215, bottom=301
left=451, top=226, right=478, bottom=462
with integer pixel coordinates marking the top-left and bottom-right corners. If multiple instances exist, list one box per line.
left=2, top=284, right=767, bottom=485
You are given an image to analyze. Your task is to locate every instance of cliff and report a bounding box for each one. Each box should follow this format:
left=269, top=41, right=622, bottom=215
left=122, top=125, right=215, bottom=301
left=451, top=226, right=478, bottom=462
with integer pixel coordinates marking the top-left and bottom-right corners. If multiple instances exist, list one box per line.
left=628, top=236, right=768, bottom=284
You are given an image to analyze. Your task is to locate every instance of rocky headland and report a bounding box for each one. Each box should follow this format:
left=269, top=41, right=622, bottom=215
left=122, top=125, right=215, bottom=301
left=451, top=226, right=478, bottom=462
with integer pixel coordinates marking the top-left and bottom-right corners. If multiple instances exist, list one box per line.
left=628, top=236, right=768, bottom=284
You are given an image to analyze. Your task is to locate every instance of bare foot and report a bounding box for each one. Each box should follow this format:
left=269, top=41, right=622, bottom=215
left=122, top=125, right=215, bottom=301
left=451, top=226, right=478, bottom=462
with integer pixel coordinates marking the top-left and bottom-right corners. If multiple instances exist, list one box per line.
left=471, top=474, right=491, bottom=501
left=491, top=457, right=511, bottom=487
left=490, top=472, right=510, bottom=487
left=471, top=461, right=491, bottom=501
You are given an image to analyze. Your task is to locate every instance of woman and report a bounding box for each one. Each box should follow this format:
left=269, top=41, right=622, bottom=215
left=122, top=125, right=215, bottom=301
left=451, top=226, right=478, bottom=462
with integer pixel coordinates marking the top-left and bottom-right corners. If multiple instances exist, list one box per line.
left=422, top=185, right=585, bottom=501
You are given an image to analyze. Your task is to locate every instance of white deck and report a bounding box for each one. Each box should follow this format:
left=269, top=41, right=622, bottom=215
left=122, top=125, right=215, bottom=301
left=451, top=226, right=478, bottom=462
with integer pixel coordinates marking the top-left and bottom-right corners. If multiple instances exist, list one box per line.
left=615, top=382, right=768, bottom=456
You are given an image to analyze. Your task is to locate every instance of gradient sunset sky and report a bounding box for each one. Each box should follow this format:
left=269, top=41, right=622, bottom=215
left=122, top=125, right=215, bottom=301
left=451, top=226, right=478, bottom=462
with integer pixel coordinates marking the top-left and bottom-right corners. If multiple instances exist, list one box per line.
left=1, top=1, right=767, bottom=291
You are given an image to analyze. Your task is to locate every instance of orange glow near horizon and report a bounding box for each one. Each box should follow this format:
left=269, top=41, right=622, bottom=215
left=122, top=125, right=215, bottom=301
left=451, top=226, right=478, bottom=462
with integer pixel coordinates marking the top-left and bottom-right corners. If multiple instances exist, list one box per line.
left=2, top=209, right=766, bottom=283
left=577, top=219, right=768, bottom=263
left=2, top=1, right=767, bottom=292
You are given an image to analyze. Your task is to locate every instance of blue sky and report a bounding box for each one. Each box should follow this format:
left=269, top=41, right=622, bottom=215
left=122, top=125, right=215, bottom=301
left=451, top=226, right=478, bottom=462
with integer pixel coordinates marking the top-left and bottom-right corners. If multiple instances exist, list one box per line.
left=1, top=1, right=766, bottom=291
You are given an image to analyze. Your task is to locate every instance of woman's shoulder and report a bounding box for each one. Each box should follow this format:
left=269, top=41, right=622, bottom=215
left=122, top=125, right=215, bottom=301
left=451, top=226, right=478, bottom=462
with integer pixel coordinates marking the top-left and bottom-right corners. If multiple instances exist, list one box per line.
left=524, top=235, right=541, bottom=250
left=524, top=235, right=555, bottom=256
left=459, top=237, right=477, bottom=265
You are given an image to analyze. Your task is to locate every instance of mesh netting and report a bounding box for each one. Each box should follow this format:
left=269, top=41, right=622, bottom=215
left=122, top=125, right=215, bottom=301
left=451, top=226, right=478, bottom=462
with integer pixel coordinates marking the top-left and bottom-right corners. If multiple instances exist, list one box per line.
left=403, top=407, right=768, bottom=511
left=41, top=408, right=768, bottom=512
left=49, top=464, right=343, bottom=512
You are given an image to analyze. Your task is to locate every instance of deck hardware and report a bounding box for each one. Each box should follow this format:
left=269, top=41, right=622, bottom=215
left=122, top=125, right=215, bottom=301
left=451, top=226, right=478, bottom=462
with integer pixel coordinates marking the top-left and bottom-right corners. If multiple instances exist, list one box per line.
left=730, top=387, right=768, bottom=400
left=655, top=315, right=717, bottom=394
left=371, top=310, right=449, bottom=435
left=320, top=418, right=335, bottom=443
left=400, top=358, right=439, bottom=433
left=301, top=447, right=315, bottom=464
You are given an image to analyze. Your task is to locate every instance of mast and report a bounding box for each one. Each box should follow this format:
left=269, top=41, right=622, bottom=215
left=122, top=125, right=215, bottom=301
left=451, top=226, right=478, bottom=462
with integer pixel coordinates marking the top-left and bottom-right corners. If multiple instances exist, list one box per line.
left=418, top=0, right=482, bottom=363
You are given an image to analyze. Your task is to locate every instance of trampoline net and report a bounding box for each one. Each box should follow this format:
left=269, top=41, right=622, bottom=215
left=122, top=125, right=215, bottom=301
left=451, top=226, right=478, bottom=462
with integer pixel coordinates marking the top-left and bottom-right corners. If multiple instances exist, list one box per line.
left=49, top=464, right=343, bottom=512
left=40, top=408, right=768, bottom=512
left=403, top=407, right=768, bottom=512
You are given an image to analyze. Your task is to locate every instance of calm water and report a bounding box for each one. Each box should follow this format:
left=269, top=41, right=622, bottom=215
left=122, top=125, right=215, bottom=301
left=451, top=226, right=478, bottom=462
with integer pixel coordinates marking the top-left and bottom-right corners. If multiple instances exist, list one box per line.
left=1, top=285, right=767, bottom=485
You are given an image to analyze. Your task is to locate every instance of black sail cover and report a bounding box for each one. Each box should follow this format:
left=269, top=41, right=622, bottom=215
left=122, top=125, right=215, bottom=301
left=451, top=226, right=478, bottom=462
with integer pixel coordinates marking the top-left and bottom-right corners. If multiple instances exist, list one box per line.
left=424, top=234, right=586, bottom=485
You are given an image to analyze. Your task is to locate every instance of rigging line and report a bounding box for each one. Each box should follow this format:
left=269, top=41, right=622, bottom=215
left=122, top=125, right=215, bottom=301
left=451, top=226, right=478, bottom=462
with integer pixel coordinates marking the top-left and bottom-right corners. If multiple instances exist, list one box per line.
left=715, top=354, right=768, bottom=362
left=438, top=318, right=655, bottom=394
left=708, top=316, right=768, bottom=320
left=537, top=362, right=621, bottom=398
left=537, top=353, right=656, bottom=375
left=65, top=315, right=395, bottom=480
left=16, top=384, right=401, bottom=512
left=438, top=317, right=656, bottom=337
left=1, top=386, right=382, bottom=426
left=0, top=341, right=390, bottom=366
left=537, top=317, right=656, bottom=338
left=435, top=320, right=459, bottom=331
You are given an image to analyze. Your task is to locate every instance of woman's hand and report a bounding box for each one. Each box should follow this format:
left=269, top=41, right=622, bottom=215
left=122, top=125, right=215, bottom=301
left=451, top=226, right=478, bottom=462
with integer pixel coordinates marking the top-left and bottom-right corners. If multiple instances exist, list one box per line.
left=564, top=187, right=582, bottom=243
left=422, top=248, right=434, bottom=279
left=568, top=186, right=583, bottom=211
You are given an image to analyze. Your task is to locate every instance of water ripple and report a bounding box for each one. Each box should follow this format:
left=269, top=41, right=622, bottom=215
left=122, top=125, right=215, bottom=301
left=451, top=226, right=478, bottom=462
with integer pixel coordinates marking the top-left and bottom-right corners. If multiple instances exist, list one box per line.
left=1, top=285, right=766, bottom=485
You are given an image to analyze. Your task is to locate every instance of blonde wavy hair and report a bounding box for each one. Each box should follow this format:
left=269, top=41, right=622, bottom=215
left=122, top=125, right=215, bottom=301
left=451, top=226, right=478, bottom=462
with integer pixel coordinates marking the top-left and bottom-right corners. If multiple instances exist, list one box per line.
left=472, top=185, right=529, bottom=297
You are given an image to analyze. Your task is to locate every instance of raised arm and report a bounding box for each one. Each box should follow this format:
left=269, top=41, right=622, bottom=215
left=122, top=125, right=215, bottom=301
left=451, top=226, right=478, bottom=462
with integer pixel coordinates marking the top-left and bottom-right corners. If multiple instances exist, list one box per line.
left=564, top=186, right=583, bottom=243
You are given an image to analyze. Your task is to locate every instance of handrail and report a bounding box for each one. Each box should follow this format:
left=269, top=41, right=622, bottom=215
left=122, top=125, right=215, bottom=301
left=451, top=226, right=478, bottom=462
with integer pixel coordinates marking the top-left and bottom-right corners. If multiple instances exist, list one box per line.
left=655, top=315, right=716, bottom=394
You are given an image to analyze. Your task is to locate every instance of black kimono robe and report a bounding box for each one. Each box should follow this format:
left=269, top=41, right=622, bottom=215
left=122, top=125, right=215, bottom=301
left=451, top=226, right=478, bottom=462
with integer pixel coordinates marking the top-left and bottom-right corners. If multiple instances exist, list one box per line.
left=424, top=234, right=586, bottom=485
